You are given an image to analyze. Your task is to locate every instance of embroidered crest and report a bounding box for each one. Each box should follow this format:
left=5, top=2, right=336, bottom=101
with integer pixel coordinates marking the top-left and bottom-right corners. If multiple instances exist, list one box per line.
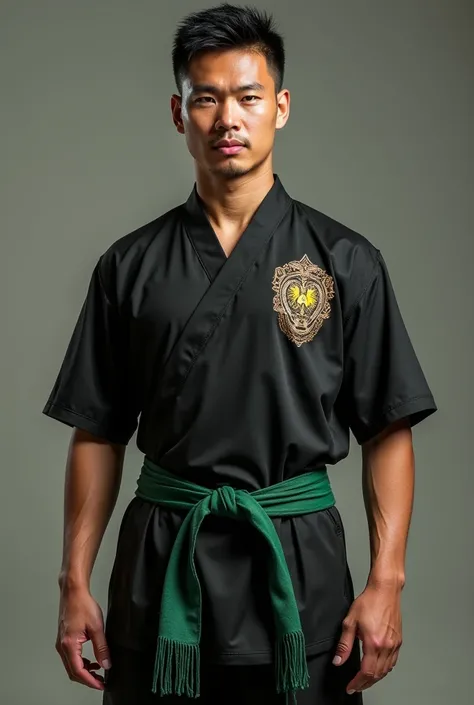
left=272, top=255, right=335, bottom=346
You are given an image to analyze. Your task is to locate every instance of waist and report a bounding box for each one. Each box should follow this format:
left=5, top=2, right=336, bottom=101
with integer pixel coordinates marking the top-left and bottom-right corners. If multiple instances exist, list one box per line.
left=135, top=457, right=335, bottom=518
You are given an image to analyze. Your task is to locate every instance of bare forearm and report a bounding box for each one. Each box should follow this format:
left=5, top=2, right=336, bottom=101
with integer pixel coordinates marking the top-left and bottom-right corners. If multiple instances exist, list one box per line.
left=58, top=428, right=125, bottom=591
left=362, top=419, right=415, bottom=590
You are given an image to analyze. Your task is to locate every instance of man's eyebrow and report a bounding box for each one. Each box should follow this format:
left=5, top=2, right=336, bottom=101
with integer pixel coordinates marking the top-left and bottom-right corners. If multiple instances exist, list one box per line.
left=190, top=82, right=266, bottom=95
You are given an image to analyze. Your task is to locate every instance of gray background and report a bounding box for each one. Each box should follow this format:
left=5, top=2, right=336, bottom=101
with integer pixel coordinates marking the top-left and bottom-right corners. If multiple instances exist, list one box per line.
left=1, top=1, right=472, bottom=703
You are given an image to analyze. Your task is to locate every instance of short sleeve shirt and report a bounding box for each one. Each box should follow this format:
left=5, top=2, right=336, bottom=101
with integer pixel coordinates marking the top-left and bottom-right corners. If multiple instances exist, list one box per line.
left=43, top=175, right=437, bottom=662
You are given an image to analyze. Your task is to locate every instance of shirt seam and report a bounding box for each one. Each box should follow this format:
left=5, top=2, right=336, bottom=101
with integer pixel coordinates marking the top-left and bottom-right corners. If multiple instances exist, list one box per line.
left=97, top=255, right=126, bottom=323
left=96, top=256, right=115, bottom=308
left=342, top=248, right=381, bottom=325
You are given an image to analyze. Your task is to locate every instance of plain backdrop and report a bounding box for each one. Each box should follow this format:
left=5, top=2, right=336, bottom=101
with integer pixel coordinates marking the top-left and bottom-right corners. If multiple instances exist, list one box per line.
left=1, top=1, right=472, bottom=704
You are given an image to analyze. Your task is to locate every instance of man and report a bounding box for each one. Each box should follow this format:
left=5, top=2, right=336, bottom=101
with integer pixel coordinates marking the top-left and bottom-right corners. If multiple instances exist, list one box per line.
left=43, top=4, right=437, bottom=704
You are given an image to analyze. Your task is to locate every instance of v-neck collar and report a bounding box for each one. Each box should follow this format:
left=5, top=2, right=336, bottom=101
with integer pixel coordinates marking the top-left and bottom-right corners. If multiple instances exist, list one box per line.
left=181, top=174, right=292, bottom=282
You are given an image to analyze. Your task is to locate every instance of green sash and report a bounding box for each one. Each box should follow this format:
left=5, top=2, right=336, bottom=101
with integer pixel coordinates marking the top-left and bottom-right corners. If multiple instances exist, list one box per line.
left=135, top=457, right=336, bottom=701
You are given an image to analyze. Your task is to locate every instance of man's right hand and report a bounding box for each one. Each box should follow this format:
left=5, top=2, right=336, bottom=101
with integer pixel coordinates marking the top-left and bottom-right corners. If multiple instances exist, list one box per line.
left=55, top=584, right=111, bottom=690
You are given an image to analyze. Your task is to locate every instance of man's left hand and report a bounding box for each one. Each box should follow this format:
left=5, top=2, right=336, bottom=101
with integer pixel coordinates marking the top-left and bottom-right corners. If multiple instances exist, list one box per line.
left=332, top=583, right=403, bottom=695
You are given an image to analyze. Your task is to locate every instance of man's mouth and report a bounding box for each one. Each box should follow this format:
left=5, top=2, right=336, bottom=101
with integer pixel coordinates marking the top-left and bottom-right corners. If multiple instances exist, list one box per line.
left=215, top=145, right=245, bottom=155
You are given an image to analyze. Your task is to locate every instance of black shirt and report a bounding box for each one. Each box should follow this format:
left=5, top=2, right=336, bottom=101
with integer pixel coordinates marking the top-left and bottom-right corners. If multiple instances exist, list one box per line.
left=43, top=174, right=437, bottom=663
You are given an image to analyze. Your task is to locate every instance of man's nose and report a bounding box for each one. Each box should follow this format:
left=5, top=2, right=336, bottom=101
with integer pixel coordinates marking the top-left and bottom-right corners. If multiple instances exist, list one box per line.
left=214, top=100, right=241, bottom=132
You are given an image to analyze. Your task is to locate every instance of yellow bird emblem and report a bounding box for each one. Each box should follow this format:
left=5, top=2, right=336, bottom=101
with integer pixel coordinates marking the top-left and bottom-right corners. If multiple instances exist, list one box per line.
left=288, top=285, right=318, bottom=309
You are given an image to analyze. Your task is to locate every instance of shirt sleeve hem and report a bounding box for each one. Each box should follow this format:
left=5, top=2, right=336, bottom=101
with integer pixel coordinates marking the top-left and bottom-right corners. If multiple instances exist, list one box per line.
left=42, top=401, right=130, bottom=445
left=354, top=394, right=438, bottom=445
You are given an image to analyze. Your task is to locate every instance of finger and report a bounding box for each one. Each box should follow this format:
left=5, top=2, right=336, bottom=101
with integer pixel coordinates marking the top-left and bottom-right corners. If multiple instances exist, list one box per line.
left=68, top=649, right=105, bottom=690
left=373, top=649, right=394, bottom=682
left=61, top=637, right=105, bottom=690
left=374, top=640, right=401, bottom=681
left=351, top=678, right=373, bottom=694
left=89, top=625, right=112, bottom=671
left=347, top=676, right=375, bottom=695
left=359, top=651, right=393, bottom=690
left=57, top=639, right=95, bottom=687
left=346, top=646, right=378, bottom=693
left=391, top=647, right=400, bottom=670
left=351, top=644, right=398, bottom=693
left=57, top=646, right=85, bottom=685
left=332, top=617, right=357, bottom=666
left=383, top=646, right=399, bottom=677
left=56, top=641, right=74, bottom=680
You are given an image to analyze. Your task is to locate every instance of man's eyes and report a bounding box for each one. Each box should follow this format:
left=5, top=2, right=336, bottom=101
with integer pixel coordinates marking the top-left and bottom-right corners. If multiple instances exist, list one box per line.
left=194, top=95, right=260, bottom=104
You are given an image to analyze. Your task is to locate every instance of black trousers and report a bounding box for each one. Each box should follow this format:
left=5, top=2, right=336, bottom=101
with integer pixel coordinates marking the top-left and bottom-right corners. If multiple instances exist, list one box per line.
left=103, top=641, right=364, bottom=705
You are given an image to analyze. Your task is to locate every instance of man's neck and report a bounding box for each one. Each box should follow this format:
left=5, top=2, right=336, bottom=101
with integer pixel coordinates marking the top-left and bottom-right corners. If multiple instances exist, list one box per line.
left=195, top=166, right=275, bottom=256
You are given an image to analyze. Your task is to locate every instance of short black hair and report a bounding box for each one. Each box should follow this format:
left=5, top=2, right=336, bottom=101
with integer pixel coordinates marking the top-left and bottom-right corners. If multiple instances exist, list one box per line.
left=172, top=3, right=285, bottom=94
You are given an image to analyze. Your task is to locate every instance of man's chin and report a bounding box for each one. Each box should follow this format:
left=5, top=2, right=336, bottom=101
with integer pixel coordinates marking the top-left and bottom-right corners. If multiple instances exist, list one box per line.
left=210, top=161, right=253, bottom=179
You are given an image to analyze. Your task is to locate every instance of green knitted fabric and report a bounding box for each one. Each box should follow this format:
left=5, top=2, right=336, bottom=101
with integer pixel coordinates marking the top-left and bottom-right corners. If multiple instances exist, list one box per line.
left=135, top=458, right=336, bottom=700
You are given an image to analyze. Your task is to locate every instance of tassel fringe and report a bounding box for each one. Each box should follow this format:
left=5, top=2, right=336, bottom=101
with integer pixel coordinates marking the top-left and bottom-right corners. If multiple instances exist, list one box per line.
left=276, top=631, right=310, bottom=696
left=152, top=636, right=200, bottom=698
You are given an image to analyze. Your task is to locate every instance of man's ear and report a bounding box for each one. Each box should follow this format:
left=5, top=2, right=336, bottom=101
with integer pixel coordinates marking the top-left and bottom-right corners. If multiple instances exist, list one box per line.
left=171, top=94, right=185, bottom=134
left=275, top=88, right=290, bottom=130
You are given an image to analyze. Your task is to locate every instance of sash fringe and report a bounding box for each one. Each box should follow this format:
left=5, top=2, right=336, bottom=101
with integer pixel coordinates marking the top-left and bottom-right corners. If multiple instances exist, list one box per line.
left=275, top=630, right=310, bottom=697
left=152, top=637, right=200, bottom=698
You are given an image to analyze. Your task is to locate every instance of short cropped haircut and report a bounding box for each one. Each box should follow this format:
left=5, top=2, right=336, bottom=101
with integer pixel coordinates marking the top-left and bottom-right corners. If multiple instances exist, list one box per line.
left=172, top=3, right=285, bottom=94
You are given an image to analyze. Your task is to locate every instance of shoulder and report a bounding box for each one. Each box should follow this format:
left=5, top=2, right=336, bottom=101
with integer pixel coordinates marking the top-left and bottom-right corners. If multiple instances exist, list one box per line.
left=293, top=198, right=379, bottom=268
left=94, top=203, right=183, bottom=305
left=99, top=204, right=182, bottom=272
left=292, top=198, right=382, bottom=316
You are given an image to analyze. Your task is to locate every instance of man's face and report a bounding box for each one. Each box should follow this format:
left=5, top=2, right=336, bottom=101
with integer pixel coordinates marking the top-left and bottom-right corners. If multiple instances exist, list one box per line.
left=172, top=49, right=290, bottom=179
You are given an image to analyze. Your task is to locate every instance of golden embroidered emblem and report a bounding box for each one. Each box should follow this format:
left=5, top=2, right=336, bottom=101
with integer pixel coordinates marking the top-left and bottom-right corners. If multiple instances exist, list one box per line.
left=272, top=255, right=335, bottom=346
